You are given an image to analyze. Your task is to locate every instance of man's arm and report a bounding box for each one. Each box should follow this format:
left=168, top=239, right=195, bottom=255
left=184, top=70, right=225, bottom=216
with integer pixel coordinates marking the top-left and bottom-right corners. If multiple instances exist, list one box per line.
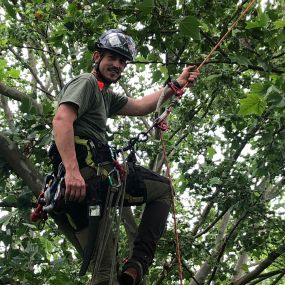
left=52, top=103, right=86, bottom=202
left=118, top=66, right=200, bottom=116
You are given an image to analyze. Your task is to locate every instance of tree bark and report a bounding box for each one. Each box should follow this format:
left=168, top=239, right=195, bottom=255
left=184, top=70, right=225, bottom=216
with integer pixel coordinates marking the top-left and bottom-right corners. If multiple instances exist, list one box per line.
left=190, top=210, right=231, bottom=285
left=231, top=251, right=248, bottom=282
left=121, top=207, right=138, bottom=256
left=0, top=82, right=43, bottom=114
left=0, top=133, right=43, bottom=196
left=233, top=244, right=285, bottom=285
left=0, top=95, right=14, bottom=129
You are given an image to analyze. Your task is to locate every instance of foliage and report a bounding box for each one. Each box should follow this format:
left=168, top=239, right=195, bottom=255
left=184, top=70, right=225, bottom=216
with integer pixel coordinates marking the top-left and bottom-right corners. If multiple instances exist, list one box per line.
left=0, top=0, right=285, bottom=284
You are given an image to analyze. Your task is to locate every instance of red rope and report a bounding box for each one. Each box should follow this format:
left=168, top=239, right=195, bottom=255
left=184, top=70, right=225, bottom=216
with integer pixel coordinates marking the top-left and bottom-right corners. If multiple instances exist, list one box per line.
left=159, top=130, right=184, bottom=285
left=157, top=2, right=257, bottom=283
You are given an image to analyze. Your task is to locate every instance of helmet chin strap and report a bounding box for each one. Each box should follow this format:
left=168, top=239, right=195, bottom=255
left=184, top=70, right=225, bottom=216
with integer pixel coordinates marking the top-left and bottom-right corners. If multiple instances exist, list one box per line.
left=92, top=60, right=121, bottom=85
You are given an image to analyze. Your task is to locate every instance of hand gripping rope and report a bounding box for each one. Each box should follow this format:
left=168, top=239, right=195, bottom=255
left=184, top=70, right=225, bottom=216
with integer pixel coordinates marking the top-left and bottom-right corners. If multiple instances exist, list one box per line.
left=119, top=1, right=257, bottom=284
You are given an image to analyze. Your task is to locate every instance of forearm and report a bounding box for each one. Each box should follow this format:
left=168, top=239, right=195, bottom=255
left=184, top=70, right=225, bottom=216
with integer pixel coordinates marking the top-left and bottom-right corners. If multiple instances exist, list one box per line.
left=52, top=103, right=86, bottom=202
left=119, top=66, right=199, bottom=116
left=139, top=68, right=198, bottom=115
left=126, top=85, right=175, bottom=116
left=138, top=88, right=166, bottom=115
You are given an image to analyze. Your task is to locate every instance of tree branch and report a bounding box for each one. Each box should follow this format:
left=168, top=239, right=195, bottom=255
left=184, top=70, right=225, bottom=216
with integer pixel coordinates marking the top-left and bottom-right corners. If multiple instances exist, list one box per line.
left=233, top=245, right=285, bottom=285
left=194, top=207, right=231, bottom=238
left=0, top=133, right=43, bottom=196
left=8, top=46, right=52, bottom=98
left=0, top=95, right=14, bottom=128
left=0, top=81, right=43, bottom=114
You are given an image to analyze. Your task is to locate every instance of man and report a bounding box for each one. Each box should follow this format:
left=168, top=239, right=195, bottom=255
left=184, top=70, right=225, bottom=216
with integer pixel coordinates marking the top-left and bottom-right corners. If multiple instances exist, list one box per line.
left=52, top=29, right=199, bottom=285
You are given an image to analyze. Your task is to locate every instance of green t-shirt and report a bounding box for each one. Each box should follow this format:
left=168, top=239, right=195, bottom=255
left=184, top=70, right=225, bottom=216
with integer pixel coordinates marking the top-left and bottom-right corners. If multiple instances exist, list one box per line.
left=57, top=73, right=128, bottom=143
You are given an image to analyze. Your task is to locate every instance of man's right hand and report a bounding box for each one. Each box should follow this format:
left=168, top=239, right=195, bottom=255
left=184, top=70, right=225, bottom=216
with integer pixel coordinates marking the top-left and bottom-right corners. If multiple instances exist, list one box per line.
left=64, top=168, right=86, bottom=203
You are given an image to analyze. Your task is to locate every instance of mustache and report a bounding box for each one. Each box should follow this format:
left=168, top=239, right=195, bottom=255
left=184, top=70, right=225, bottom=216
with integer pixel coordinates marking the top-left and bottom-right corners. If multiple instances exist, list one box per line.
left=108, top=67, right=121, bottom=73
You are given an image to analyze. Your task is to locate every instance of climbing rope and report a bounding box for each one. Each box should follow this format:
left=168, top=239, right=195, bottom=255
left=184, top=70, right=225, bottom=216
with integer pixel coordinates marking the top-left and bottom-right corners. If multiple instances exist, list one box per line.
left=159, top=130, right=184, bottom=283
left=196, top=0, right=258, bottom=73
left=155, top=1, right=258, bottom=284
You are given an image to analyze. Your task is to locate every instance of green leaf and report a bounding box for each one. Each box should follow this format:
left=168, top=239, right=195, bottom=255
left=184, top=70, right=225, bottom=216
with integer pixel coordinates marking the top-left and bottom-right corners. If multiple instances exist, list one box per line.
left=207, top=74, right=222, bottom=81
left=137, top=0, right=154, bottom=13
left=229, top=54, right=252, bottom=66
left=2, top=0, right=17, bottom=19
left=20, top=96, right=32, bottom=113
left=0, top=38, right=8, bottom=47
left=3, top=194, right=17, bottom=204
left=246, top=13, right=269, bottom=29
left=39, top=236, right=54, bottom=252
left=0, top=58, right=7, bottom=70
left=209, top=177, right=222, bottom=185
left=159, top=65, right=168, bottom=77
left=266, top=85, right=282, bottom=96
left=7, top=68, right=20, bottom=78
left=179, top=16, right=200, bottom=40
left=207, top=146, right=216, bottom=159
left=152, top=70, right=162, bottom=83
left=238, top=93, right=267, bottom=116
left=251, top=83, right=267, bottom=95
left=267, top=92, right=285, bottom=108
left=0, top=211, right=16, bottom=227
left=274, top=20, right=285, bottom=28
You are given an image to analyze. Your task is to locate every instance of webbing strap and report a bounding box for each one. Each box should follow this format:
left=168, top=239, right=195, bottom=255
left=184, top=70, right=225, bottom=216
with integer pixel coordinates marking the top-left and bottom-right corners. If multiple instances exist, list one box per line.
left=74, top=136, right=109, bottom=178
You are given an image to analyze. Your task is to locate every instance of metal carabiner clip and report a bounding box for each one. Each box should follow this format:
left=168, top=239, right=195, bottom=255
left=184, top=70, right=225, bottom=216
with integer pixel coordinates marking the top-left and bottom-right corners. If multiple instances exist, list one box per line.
left=108, top=167, right=122, bottom=189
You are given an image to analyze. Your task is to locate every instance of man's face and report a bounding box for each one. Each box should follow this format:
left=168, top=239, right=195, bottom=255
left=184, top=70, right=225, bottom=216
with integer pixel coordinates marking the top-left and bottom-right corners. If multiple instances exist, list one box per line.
left=94, top=51, right=127, bottom=83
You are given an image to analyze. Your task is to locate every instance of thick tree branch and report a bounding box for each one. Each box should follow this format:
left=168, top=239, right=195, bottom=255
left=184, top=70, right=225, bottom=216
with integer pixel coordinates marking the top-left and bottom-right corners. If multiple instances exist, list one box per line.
left=0, top=95, right=14, bottom=129
left=247, top=269, right=285, bottom=285
left=121, top=207, right=138, bottom=256
left=207, top=210, right=250, bottom=285
left=0, top=133, right=43, bottom=196
left=233, top=245, right=285, bottom=285
left=0, top=81, right=43, bottom=114
left=41, top=36, right=64, bottom=90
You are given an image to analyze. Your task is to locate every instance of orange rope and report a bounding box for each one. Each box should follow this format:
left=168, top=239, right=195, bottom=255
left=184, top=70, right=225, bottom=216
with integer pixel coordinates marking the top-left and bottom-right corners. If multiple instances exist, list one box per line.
left=159, top=130, right=184, bottom=285
left=197, top=0, right=257, bottom=72
left=158, top=1, right=257, bottom=284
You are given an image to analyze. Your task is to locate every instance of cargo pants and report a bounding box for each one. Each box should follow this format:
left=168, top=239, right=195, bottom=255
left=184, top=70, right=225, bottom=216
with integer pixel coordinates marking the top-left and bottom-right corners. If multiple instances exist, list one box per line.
left=71, top=163, right=172, bottom=285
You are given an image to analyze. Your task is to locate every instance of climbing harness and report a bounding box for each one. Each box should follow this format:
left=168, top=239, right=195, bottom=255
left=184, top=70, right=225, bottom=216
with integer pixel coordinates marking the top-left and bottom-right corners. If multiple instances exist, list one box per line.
left=31, top=136, right=129, bottom=284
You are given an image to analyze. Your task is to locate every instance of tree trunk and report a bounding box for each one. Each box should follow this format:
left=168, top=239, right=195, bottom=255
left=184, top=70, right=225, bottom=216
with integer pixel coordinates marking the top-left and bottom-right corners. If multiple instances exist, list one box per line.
left=190, top=210, right=231, bottom=285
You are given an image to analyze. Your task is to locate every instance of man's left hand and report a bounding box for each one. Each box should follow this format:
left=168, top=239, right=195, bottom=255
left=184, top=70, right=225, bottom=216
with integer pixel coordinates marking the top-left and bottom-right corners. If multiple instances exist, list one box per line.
left=176, top=65, right=200, bottom=88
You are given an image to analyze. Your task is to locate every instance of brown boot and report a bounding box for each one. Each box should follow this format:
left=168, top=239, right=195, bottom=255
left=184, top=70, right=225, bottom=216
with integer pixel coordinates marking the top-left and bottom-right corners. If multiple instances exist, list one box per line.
left=119, top=259, right=143, bottom=285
